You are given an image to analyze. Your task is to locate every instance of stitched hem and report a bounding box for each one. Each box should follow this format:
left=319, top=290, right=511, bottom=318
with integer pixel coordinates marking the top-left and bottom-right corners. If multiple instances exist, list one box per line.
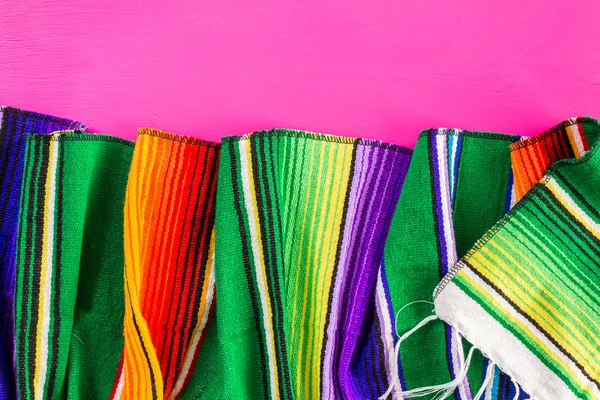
left=27, top=133, right=135, bottom=147
left=222, top=129, right=413, bottom=155
left=138, top=128, right=221, bottom=147
left=434, top=133, right=600, bottom=299
left=0, top=105, right=87, bottom=131
left=508, top=117, right=598, bottom=151
left=418, top=128, right=520, bottom=142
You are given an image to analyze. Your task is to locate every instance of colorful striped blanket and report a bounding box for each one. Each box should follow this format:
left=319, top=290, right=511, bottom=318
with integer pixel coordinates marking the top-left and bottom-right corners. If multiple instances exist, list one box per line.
left=435, top=117, right=600, bottom=399
left=2, top=105, right=599, bottom=400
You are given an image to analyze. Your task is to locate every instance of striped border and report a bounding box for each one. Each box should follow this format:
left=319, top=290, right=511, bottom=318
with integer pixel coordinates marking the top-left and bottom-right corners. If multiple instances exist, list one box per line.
left=428, top=130, right=472, bottom=400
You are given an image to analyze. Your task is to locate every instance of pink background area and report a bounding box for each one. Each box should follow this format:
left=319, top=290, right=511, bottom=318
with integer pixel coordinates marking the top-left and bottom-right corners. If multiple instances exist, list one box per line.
left=1, top=0, right=599, bottom=147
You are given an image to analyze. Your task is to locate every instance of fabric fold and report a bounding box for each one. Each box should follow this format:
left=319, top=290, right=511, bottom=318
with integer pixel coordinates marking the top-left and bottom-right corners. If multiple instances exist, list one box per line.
left=0, top=107, right=85, bottom=400
left=112, top=128, right=220, bottom=400
left=15, top=133, right=133, bottom=399
left=435, top=117, right=600, bottom=399
left=212, top=129, right=411, bottom=399
left=383, top=127, right=528, bottom=399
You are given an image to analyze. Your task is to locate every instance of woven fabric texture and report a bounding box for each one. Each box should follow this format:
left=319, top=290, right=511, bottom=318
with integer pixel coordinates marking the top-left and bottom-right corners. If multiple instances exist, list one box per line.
left=0, top=107, right=85, bottom=400
left=111, top=129, right=220, bottom=400
left=435, top=119, right=600, bottom=399
left=14, top=133, right=132, bottom=399
left=383, top=127, right=530, bottom=399
left=209, top=130, right=411, bottom=399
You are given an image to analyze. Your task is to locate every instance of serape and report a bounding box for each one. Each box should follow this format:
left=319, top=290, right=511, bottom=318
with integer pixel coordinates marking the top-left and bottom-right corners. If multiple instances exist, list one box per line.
left=212, top=129, right=411, bottom=399
left=14, top=133, right=133, bottom=399
left=383, top=127, right=528, bottom=399
left=0, top=107, right=85, bottom=400
left=435, top=117, right=600, bottom=399
left=111, top=129, right=220, bottom=400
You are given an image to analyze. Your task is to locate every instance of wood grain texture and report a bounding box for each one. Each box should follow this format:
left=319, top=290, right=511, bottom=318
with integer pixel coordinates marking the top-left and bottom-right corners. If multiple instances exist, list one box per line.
left=1, top=0, right=599, bottom=146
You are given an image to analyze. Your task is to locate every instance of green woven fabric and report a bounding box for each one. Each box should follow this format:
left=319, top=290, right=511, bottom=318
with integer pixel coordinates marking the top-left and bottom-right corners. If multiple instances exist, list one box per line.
left=435, top=131, right=600, bottom=399
left=15, top=133, right=133, bottom=399
left=384, top=129, right=522, bottom=398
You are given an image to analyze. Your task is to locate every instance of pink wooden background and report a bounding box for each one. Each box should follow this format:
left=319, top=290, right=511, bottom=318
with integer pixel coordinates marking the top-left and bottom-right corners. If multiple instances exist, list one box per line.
left=1, top=0, right=599, bottom=147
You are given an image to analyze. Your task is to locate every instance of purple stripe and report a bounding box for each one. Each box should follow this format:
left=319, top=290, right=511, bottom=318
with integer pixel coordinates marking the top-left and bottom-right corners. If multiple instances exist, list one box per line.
left=321, top=144, right=411, bottom=399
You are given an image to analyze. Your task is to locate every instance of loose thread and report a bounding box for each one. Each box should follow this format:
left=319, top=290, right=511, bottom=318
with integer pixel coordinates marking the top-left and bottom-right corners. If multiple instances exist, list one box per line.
left=399, top=345, right=477, bottom=399
left=473, top=360, right=496, bottom=400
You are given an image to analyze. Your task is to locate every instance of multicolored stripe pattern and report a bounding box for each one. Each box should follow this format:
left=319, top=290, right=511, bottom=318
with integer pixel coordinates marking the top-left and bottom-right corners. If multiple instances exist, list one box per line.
left=0, top=107, right=84, bottom=399
left=15, top=133, right=133, bottom=399
left=510, top=117, right=594, bottom=200
left=383, top=127, right=530, bottom=399
left=113, top=129, right=220, bottom=400
left=213, top=130, right=411, bottom=399
left=435, top=163, right=600, bottom=399
left=435, top=120, right=600, bottom=399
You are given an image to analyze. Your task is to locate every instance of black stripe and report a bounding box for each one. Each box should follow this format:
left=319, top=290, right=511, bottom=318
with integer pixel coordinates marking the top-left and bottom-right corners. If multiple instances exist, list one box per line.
left=561, top=129, right=576, bottom=159
left=537, top=186, right=600, bottom=260
left=0, top=112, right=23, bottom=223
left=124, top=205, right=158, bottom=399
left=466, top=261, right=599, bottom=386
left=161, top=144, right=204, bottom=379
left=362, top=339, right=376, bottom=399
left=319, top=141, right=358, bottom=398
left=46, top=138, right=63, bottom=399
left=172, top=147, right=220, bottom=383
left=265, top=135, right=294, bottom=399
left=253, top=137, right=293, bottom=399
left=17, top=137, right=39, bottom=397
left=373, top=308, right=389, bottom=394
left=125, top=283, right=158, bottom=399
left=553, top=169, right=600, bottom=221
left=229, top=141, right=270, bottom=399
left=509, top=205, right=600, bottom=317
left=28, top=137, right=50, bottom=396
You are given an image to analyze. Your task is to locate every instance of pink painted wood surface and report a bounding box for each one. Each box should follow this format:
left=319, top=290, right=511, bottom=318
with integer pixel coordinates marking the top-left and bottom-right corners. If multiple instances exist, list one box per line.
left=1, top=0, right=599, bottom=146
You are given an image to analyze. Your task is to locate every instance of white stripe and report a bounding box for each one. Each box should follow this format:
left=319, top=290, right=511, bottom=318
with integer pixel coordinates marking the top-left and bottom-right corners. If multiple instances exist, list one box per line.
left=547, top=176, right=600, bottom=235
left=435, top=134, right=471, bottom=399
left=569, top=123, right=587, bottom=157
left=435, top=135, right=457, bottom=266
left=436, top=272, right=599, bottom=399
left=169, top=255, right=216, bottom=399
left=113, top=367, right=125, bottom=399
left=375, top=268, right=402, bottom=399
left=238, top=140, right=279, bottom=399
left=37, top=138, right=59, bottom=397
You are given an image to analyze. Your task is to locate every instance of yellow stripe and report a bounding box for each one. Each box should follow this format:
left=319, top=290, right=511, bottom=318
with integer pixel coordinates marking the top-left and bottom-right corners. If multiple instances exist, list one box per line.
left=312, top=144, right=353, bottom=392
left=471, top=244, right=600, bottom=378
left=243, top=139, right=281, bottom=399
left=459, top=270, right=595, bottom=398
left=545, top=180, right=600, bottom=241
left=565, top=125, right=581, bottom=158
left=33, top=139, right=56, bottom=396
left=122, top=143, right=165, bottom=399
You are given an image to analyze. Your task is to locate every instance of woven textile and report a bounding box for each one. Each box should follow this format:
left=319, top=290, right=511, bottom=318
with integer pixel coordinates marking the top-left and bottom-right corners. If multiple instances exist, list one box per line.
left=15, top=133, right=133, bottom=399
left=510, top=117, right=593, bottom=200
left=0, top=107, right=85, bottom=400
left=435, top=119, right=600, bottom=399
left=383, top=127, right=529, bottom=399
left=212, top=130, right=411, bottom=399
left=111, top=129, right=220, bottom=400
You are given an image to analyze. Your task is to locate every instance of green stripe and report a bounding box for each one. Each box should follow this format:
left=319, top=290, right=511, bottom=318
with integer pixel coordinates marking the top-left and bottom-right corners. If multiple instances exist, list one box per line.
left=453, top=274, right=586, bottom=398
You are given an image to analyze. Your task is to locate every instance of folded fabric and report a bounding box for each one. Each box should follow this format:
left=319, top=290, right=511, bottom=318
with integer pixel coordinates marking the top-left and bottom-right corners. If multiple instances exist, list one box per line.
left=111, top=129, right=220, bottom=400
left=15, top=133, right=133, bottom=399
left=435, top=117, right=600, bottom=399
left=383, top=127, right=528, bottom=399
left=0, top=107, right=85, bottom=400
left=211, top=130, right=411, bottom=399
